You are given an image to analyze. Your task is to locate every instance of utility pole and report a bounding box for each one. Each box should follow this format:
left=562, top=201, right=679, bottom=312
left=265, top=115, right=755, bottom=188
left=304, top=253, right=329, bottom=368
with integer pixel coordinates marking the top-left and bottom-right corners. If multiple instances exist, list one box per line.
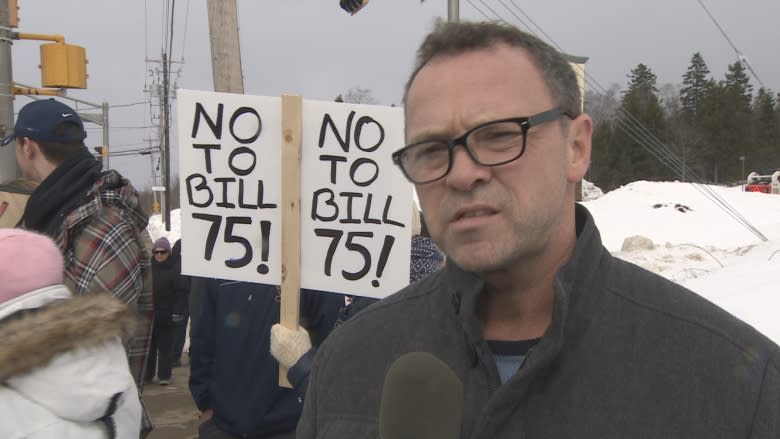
left=162, top=51, right=171, bottom=231
left=0, top=1, right=16, bottom=181
left=140, top=144, right=160, bottom=214
left=447, top=0, right=459, bottom=22
left=207, top=0, right=244, bottom=93
left=145, top=53, right=180, bottom=227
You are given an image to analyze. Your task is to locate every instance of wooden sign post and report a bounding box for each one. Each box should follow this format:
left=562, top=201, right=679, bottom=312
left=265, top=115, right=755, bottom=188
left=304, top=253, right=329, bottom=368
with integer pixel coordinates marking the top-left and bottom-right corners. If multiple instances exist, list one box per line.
left=279, top=94, right=303, bottom=387
left=176, top=89, right=412, bottom=388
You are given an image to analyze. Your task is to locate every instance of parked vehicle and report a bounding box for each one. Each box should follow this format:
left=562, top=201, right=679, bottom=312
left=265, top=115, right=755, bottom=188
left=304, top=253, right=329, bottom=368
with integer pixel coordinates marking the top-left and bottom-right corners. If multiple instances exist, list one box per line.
left=745, top=171, right=780, bottom=194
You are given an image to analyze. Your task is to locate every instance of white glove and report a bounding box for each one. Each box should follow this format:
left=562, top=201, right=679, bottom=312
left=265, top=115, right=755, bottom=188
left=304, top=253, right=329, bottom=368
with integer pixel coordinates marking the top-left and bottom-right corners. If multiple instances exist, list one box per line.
left=270, top=323, right=312, bottom=368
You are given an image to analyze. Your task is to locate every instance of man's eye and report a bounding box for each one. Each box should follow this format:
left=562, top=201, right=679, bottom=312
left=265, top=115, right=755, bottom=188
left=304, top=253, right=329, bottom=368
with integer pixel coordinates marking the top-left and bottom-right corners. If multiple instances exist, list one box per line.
left=411, top=142, right=448, bottom=160
left=474, top=125, right=522, bottom=142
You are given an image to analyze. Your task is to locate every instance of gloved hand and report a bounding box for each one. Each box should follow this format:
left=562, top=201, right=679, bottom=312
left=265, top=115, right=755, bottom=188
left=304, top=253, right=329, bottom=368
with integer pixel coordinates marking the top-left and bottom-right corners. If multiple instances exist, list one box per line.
left=270, top=323, right=312, bottom=368
left=172, top=313, right=184, bottom=324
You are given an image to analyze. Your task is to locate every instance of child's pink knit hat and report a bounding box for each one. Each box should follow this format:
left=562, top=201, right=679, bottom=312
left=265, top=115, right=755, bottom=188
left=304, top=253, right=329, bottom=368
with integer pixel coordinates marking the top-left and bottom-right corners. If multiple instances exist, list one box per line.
left=0, top=228, right=63, bottom=304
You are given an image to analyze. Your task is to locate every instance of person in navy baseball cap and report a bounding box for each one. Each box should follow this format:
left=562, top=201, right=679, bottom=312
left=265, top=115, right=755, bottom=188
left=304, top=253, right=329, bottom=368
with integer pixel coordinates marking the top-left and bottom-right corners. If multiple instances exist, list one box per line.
left=1, top=98, right=87, bottom=147
left=5, top=98, right=156, bottom=435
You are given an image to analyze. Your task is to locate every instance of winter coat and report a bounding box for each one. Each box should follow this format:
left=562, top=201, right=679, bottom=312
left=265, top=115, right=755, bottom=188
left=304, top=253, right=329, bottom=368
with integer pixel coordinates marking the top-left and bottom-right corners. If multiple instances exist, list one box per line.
left=46, top=169, right=154, bottom=390
left=298, top=204, right=780, bottom=439
left=189, top=280, right=344, bottom=438
left=151, top=255, right=188, bottom=327
left=0, top=285, right=142, bottom=438
left=288, top=236, right=444, bottom=396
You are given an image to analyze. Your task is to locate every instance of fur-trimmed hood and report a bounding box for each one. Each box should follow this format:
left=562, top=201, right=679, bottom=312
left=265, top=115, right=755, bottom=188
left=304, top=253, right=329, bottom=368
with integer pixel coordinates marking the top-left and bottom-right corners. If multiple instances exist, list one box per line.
left=0, top=287, right=137, bottom=381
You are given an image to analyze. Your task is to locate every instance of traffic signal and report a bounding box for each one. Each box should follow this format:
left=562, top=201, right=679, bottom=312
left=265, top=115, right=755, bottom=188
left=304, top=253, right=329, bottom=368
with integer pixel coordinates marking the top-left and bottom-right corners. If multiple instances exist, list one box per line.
left=340, top=0, right=368, bottom=15
left=39, top=42, right=88, bottom=89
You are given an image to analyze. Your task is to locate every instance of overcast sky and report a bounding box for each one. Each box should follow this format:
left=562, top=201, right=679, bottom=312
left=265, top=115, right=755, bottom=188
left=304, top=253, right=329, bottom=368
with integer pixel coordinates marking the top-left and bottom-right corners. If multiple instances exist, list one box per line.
left=9, top=0, right=779, bottom=188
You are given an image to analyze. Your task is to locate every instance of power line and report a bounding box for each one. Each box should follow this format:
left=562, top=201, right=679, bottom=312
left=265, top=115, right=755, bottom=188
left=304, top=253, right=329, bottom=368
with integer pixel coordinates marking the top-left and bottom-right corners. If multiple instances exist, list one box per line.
left=144, top=0, right=149, bottom=69
left=110, top=142, right=148, bottom=149
left=696, top=0, right=766, bottom=89
left=109, top=101, right=151, bottom=109
left=465, top=0, right=492, bottom=20
left=179, top=0, right=191, bottom=64
left=86, top=125, right=155, bottom=130
left=496, top=0, right=532, bottom=32
left=476, top=0, right=503, bottom=23
left=507, top=0, right=560, bottom=48
left=168, top=0, right=176, bottom=69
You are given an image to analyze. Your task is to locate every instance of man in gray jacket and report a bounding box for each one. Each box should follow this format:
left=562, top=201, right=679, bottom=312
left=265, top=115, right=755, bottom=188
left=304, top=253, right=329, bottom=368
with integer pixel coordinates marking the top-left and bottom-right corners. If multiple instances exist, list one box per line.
left=297, top=20, right=780, bottom=439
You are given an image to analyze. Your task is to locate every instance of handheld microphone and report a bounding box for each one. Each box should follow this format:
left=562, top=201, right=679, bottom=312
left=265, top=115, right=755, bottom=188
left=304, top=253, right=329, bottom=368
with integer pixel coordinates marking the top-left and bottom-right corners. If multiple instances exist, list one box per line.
left=379, top=352, right=464, bottom=439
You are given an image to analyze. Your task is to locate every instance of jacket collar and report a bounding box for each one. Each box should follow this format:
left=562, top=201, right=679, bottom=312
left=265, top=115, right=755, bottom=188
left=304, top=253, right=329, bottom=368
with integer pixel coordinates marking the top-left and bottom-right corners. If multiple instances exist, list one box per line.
left=0, top=284, right=72, bottom=321
left=446, top=204, right=607, bottom=365
left=60, top=170, right=148, bottom=232
left=0, top=289, right=137, bottom=381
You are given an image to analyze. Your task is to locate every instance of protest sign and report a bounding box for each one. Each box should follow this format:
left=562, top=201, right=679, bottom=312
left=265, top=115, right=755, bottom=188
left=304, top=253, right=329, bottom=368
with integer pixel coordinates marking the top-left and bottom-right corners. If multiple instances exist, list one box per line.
left=301, top=100, right=411, bottom=298
left=178, top=89, right=411, bottom=298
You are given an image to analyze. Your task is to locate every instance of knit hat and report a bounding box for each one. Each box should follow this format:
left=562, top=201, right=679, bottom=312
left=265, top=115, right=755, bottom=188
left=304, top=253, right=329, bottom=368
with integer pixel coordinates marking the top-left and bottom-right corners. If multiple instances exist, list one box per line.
left=153, top=237, right=171, bottom=253
left=0, top=229, right=64, bottom=304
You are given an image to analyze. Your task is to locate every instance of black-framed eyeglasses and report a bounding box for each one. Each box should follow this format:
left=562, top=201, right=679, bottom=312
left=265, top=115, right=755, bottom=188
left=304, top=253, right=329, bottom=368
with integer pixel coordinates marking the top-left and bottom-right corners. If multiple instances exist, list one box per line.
left=392, top=107, right=573, bottom=184
left=153, top=250, right=168, bottom=255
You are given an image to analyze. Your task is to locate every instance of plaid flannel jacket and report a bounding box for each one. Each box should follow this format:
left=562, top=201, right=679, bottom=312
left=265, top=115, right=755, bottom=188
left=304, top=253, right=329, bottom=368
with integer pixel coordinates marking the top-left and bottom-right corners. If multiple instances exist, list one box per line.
left=52, top=170, right=154, bottom=389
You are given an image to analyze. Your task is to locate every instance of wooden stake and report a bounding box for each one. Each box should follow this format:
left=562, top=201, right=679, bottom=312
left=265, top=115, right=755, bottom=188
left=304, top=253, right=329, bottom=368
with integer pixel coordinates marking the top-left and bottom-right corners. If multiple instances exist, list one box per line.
left=279, top=94, right=303, bottom=387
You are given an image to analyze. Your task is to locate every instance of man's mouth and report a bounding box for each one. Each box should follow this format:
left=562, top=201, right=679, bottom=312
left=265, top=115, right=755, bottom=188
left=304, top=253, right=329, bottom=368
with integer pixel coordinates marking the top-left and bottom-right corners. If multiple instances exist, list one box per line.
left=452, top=207, right=497, bottom=222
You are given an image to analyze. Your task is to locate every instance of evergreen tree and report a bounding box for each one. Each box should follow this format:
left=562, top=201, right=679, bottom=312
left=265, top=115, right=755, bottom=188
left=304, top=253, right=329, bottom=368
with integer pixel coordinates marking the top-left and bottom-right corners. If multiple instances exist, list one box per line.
left=680, top=53, right=713, bottom=121
left=696, top=83, right=729, bottom=181
left=717, top=61, right=754, bottom=181
left=610, top=64, right=672, bottom=186
left=724, top=61, right=753, bottom=108
left=751, top=88, right=780, bottom=171
left=585, top=85, right=622, bottom=189
left=661, top=83, right=699, bottom=182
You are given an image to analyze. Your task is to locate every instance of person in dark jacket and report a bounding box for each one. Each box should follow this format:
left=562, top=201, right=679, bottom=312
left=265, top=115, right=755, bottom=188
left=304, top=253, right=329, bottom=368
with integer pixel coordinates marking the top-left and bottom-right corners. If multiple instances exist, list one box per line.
left=189, top=279, right=342, bottom=439
left=145, top=237, right=187, bottom=386
left=170, top=239, right=191, bottom=367
left=296, top=21, right=780, bottom=439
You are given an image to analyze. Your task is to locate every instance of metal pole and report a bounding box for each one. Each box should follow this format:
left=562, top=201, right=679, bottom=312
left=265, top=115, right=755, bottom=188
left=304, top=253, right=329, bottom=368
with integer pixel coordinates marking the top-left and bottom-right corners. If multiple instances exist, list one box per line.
left=447, top=0, right=459, bottom=22
left=102, top=101, right=109, bottom=170
left=0, top=2, right=16, bottom=181
left=739, top=156, right=745, bottom=181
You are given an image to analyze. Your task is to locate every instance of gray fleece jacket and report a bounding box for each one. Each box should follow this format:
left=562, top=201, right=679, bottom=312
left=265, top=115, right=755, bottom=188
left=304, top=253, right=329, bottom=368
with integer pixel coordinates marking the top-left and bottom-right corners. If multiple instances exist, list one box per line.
left=297, top=204, right=780, bottom=439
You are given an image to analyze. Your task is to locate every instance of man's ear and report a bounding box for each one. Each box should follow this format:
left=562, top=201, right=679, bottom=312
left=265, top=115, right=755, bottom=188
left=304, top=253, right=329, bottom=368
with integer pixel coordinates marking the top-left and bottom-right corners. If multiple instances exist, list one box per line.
left=18, top=137, right=39, bottom=160
left=566, top=114, right=593, bottom=183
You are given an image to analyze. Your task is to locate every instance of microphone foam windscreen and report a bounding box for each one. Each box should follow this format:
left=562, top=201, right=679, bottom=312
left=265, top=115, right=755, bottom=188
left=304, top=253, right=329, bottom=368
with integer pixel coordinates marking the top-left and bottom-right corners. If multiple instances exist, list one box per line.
left=379, top=352, right=464, bottom=439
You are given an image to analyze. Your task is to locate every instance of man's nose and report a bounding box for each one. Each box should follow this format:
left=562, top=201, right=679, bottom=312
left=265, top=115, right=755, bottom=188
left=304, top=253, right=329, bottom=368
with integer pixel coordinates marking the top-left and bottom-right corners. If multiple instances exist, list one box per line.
left=445, top=146, right=490, bottom=190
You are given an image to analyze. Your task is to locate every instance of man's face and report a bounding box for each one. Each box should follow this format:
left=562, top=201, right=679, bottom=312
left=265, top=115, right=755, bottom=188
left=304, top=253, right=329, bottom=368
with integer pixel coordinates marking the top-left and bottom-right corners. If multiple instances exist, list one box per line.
left=404, top=44, right=591, bottom=274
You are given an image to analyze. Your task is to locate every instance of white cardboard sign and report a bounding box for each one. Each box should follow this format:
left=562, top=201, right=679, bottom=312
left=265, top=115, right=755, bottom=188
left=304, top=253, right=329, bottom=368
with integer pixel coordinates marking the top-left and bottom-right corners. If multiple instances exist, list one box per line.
left=178, top=89, right=411, bottom=298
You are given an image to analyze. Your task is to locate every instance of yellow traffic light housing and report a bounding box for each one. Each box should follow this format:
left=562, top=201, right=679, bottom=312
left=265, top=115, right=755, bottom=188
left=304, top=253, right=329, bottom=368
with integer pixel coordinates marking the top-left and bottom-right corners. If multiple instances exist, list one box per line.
left=39, top=42, right=88, bottom=89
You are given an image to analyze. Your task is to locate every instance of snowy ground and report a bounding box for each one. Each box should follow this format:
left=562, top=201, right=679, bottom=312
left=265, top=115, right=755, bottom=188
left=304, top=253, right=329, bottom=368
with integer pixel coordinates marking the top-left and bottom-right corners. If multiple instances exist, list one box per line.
left=150, top=180, right=780, bottom=345
left=583, top=181, right=780, bottom=345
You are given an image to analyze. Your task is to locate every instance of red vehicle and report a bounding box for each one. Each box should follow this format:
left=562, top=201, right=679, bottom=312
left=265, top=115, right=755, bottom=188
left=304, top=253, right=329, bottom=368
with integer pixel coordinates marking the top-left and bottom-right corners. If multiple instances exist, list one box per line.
left=745, top=171, right=780, bottom=194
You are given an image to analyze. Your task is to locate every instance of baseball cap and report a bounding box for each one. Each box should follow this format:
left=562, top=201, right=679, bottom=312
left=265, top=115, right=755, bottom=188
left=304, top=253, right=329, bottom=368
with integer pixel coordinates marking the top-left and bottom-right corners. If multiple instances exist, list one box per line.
left=1, top=99, right=87, bottom=147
